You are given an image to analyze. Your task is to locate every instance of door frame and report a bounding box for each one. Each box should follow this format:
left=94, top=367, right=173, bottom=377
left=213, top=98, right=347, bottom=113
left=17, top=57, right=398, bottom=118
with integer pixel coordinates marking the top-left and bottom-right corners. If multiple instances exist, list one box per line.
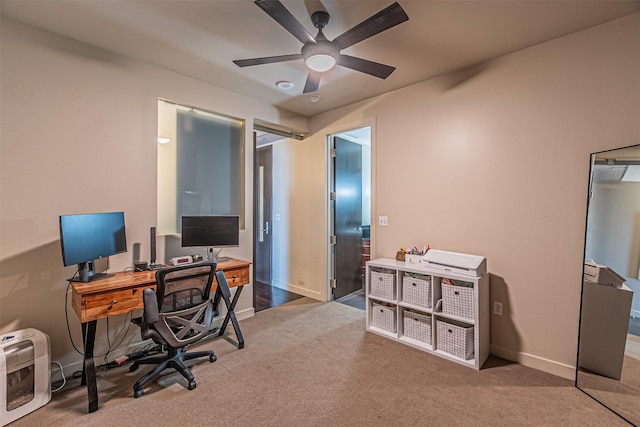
left=326, top=120, right=375, bottom=301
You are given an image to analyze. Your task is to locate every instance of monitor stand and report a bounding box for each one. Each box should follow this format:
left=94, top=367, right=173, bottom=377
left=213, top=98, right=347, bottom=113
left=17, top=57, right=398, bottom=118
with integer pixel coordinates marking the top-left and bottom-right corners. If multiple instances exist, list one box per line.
left=71, top=273, right=114, bottom=283
left=73, top=261, right=115, bottom=282
left=207, top=248, right=229, bottom=263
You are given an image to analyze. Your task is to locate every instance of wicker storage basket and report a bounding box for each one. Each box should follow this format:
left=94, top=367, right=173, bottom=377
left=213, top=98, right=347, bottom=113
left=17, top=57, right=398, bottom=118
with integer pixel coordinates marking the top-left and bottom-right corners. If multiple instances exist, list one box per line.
left=441, top=280, right=475, bottom=320
left=371, top=301, right=397, bottom=333
left=403, top=310, right=432, bottom=344
left=370, top=268, right=396, bottom=300
left=436, top=319, right=474, bottom=360
left=402, top=273, right=432, bottom=308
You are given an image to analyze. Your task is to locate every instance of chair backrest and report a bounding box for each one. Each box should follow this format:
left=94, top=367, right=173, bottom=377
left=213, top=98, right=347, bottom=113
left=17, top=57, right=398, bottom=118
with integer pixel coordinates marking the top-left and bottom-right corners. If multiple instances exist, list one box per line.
left=154, top=261, right=217, bottom=313
left=148, top=261, right=218, bottom=348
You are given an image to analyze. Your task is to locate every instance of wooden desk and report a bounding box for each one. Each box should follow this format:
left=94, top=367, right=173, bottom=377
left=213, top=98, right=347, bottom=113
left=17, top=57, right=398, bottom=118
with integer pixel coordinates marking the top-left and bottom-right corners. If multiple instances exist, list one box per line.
left=71, top=258, right=250, bottom=413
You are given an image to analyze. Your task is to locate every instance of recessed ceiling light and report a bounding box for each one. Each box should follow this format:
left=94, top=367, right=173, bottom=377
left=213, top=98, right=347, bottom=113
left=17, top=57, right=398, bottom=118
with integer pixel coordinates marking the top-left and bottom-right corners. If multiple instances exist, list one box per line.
left=309, top=94, right=321, bottom=104
left=276, top=80, right=294, bottom=90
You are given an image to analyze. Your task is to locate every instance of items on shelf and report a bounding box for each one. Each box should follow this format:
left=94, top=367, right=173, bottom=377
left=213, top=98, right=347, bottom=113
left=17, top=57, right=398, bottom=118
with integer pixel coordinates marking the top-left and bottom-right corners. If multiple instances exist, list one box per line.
left=402, top=245, right=430, bottom=263
left=406, top=245, right=430, bottom=256
left=402, top=272, right=432, bottom=309
left=370, top=267, right=396, bottom=300
left=423, top=249, right=487, bottom=277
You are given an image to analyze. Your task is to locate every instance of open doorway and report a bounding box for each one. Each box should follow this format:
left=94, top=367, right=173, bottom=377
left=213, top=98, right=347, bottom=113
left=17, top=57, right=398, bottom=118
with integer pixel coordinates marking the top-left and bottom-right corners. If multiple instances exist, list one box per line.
left=253, top=128, right=304, bottom=312
left=329, top=126, right=371, bottom=310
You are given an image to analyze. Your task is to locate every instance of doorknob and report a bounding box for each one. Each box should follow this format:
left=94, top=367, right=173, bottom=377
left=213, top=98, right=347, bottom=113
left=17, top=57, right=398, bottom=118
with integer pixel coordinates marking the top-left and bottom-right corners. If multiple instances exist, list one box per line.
left=261, top=221, right=270, bottom=235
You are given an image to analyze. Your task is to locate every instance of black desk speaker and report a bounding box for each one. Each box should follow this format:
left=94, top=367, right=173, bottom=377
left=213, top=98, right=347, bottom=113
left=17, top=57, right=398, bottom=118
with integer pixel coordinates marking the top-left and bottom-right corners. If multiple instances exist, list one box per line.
left=150, top=227, right=156, bottom=265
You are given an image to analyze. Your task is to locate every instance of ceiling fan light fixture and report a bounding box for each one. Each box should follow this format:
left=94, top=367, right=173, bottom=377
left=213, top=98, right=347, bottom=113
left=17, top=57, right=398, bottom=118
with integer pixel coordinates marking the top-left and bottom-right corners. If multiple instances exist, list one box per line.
left=302, top=41, right=338, bottom=72
left=306, top=53, right=336, bottom=72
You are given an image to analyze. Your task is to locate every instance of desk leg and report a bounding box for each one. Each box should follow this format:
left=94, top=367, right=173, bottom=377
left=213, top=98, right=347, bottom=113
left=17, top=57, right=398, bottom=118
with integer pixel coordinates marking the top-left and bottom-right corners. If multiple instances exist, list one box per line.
left=82, top=320, right=99, bottom=413
left=215, top=284, right=245, bottom=349
left=80, top=322, right=87, bottom=386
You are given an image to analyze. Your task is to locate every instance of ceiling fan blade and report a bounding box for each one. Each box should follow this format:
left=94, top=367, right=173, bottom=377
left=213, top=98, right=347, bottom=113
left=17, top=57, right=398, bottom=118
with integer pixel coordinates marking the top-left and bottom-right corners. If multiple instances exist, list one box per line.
left=337, top=55, right=396, bottom=79
left=303, top=71, right=322, bottom=93
left=233, top=54, right=303, bottom=67
left=255, top=0, right=316, bottom=45
left=332, top=2, right=409, bottom=50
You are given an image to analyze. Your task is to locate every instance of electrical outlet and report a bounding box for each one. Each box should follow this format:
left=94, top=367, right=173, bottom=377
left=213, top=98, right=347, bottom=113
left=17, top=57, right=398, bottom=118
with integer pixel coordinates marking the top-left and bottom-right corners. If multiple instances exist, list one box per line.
left=378, top=216, right=388, bottom=226
left=493, top=301, right=503, bottom=316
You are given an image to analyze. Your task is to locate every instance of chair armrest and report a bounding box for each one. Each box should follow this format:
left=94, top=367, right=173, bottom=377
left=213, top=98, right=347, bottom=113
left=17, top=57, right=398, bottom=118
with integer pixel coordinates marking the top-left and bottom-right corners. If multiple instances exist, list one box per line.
left=215, top=270, right=232, bottom=300
left=143, top=288, right=160, bottom=324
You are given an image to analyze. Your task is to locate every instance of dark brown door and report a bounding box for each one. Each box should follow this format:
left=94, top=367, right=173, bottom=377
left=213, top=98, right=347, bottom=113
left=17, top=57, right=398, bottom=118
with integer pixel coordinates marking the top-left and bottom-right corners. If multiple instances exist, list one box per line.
left=333, top=137, right=363, bottom=300
left=255, top=144, right=272, bottom=287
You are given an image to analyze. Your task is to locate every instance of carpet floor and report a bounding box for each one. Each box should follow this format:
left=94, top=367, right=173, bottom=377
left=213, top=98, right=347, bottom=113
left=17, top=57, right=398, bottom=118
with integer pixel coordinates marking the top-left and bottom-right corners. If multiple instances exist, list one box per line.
left=12, top=298, right=630, bottom=426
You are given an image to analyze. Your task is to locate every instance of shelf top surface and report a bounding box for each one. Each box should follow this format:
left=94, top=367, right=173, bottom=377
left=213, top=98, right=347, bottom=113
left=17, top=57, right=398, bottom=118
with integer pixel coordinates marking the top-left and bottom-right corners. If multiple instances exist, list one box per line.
left=367, top=258, right=484, bottom=281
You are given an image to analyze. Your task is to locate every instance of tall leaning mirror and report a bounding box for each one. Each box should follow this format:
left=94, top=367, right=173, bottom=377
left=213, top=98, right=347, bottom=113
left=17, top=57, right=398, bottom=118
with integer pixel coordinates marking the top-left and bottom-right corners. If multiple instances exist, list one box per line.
left=576, top=144, right=640, bottom=424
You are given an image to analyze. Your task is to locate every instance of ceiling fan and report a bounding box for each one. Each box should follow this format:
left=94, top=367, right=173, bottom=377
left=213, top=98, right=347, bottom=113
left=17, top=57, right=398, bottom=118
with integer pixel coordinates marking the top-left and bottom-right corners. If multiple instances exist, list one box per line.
left=233, top=0, right=409, bottom=93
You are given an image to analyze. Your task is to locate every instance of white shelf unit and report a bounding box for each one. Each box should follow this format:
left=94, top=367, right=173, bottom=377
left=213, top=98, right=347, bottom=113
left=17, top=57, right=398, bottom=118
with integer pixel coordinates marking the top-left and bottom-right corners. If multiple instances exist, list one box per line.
left=366, top=257, right=489, bottom=370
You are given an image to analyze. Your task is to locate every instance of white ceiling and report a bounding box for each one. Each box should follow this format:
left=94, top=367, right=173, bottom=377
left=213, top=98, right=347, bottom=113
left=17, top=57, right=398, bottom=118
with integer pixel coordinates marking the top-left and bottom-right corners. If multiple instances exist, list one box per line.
left=2, top=0, right=639, bottom=117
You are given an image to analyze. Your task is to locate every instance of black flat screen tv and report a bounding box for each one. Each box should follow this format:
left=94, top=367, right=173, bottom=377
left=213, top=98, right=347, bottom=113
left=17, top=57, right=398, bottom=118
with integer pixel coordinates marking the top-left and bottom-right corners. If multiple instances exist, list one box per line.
left=59, top=211, right=127, bottom=282
left=181, top=215, right=239, bottom=261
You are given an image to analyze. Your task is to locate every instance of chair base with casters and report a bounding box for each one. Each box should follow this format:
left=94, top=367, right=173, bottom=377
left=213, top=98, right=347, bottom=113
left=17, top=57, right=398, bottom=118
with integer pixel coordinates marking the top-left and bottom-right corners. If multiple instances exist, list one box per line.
left=130, top=346, right=217, bottom=398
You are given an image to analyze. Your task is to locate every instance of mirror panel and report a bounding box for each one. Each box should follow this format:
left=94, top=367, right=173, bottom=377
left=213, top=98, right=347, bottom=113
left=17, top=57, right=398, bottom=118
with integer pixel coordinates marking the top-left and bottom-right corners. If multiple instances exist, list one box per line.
left=577, top=144, right=640, bottom=424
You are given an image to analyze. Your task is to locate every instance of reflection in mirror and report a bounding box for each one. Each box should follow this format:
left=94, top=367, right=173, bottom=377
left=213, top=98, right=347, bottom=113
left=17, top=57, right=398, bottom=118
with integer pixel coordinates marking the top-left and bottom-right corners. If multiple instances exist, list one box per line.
left=577, top=144, right=640, bottom=425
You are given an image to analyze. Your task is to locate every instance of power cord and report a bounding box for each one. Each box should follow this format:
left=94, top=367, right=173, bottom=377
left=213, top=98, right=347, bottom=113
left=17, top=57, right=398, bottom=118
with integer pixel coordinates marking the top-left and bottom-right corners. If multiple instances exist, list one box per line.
left=64, top=269, right=142, bottom=360
left=64, top=270, right=85, bottom=356
left=101, top=344, right=163, bottom=369
left=51, top=361, right=66, bottom=393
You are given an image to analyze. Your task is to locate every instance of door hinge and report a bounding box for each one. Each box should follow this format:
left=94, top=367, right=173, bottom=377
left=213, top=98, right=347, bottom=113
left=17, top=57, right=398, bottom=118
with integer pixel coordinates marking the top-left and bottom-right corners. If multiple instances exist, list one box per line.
left=330, top=148, right=336, bottom=158
left=330, top=279, right=337, bottom=288
left=330, top=235, right=336, bottom=245
left=330, top=192, right=336, bottom=201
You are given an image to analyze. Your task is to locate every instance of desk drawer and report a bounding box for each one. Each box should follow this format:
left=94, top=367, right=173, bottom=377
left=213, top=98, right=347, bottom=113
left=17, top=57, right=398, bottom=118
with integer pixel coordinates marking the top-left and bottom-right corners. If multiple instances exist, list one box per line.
left=222, top=267, right=250, bottom=287
left=81, top=287, right=152, bottom=321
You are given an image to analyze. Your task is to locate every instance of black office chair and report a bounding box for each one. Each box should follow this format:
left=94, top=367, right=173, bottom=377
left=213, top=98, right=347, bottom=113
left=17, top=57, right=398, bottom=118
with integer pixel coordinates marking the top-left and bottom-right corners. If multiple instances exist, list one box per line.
left=130, top=261, right=218, bottom=398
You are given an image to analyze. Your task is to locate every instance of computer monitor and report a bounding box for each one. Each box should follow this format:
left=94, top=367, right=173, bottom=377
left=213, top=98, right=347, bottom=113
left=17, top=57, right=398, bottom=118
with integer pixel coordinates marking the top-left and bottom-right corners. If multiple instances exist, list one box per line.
left=59, top=211, right=127, bottom=282
left=181, top=215, right=239, bottom=261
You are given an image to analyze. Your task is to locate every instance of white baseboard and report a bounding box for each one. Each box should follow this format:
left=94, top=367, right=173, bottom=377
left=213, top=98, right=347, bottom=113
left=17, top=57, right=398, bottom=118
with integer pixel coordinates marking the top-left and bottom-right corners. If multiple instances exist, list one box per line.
left=490, top=344, right=575, bottom=380
left=272, top=279, right=323, bottom=300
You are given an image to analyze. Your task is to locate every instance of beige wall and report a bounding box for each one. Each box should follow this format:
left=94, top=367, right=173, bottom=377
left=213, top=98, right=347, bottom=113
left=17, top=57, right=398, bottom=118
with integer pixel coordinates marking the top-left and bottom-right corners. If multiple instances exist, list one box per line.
left=0, top=17, right=308, bottom=373
left=301, top=13, right=639, bottom=378
left=2, top=10, right=639, bottom=382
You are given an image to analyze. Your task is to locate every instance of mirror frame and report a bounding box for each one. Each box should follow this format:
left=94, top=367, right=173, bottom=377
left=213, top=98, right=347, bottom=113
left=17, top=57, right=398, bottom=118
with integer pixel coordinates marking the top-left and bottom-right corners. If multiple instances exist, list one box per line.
left=575, top=143, right=640, bottom=425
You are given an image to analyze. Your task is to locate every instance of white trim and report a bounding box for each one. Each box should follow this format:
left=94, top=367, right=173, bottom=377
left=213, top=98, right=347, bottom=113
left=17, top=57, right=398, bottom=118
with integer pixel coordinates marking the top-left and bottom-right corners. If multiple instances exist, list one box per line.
left=271, top=279, right=323, bottom=300
left=324, top=117, right=377, bottom=303
left=490, top=344, right=575, bottom=380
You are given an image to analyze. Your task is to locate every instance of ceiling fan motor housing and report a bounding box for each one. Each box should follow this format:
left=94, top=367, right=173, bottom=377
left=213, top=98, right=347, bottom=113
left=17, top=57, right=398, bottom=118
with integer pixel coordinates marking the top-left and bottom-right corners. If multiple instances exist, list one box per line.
left=311, top=11, right=330, bottom=29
